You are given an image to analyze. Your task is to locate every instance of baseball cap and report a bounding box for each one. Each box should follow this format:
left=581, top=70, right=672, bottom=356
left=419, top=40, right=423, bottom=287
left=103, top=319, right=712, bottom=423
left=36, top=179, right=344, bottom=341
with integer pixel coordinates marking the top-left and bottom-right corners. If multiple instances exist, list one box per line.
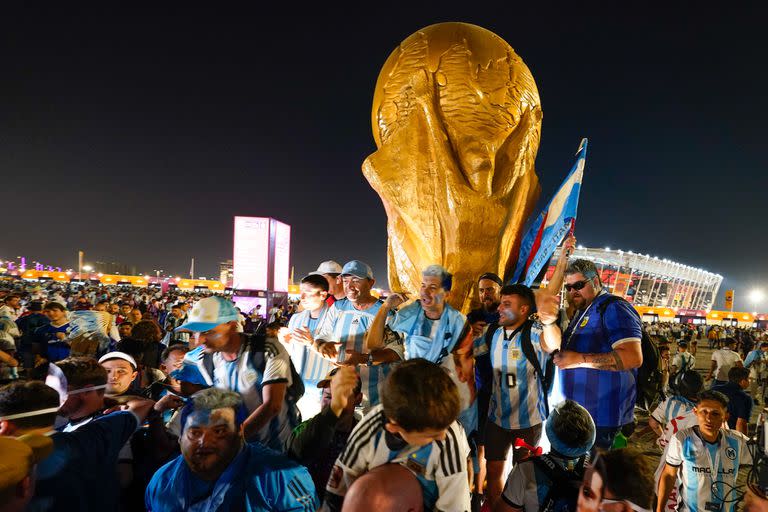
left=98, top=351, right=138, bottom=370
left=341, top=260, right=374, bottom=280
left=0, top=435, right=54, bottom=493
left=309, top=260, right=343, bottom=276
left=478, top=272, right=503, bottom=287
left=175, top=296, right=240, bottom=332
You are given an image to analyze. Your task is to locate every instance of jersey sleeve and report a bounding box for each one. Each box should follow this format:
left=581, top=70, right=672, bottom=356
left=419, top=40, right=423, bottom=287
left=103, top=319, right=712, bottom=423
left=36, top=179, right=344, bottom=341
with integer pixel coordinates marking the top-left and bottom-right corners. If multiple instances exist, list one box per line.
left=262, top=338, right=292, bottom=386
left=665, top=431, right=684, bottom=467
left=315, top=304, right=339, bottom=343
left=500, top=464, right=528, bottom=509
left=603, top=300, right=642, bottom=348
left=271, top=464, right=319, bottom=512
left=434, top=423, right=472, bottom=512
left=651, top=398, right=670, bottom=424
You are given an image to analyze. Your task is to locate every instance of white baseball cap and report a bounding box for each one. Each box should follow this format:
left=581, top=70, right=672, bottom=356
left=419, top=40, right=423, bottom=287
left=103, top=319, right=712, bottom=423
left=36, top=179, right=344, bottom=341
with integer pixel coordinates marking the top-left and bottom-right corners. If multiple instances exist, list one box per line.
left=98, top=351, right=137, bottom=370
left=309, top=260, right=343, bottom=276
left=175, top=296, right=241, bottom=332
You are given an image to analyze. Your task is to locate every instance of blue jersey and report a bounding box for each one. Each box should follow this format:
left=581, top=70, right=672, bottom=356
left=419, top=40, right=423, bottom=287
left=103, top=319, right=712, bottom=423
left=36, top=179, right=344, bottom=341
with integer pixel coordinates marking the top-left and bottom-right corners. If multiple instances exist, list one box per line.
left=315, top=298, right=400, bottom=409
left=475, top=324, right=548, bottom=430
left=666, top=426, right=752, bottom=512
left=558, top=293, right=642, bottom=427
left=146, top=442, right=317, bottom=512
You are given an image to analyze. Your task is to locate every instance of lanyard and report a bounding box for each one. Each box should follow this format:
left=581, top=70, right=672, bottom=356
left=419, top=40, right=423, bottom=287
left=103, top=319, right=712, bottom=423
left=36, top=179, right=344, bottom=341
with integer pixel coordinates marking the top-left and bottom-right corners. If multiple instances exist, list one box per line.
left=564, top=291, right=607, bottom=349
left=699, top=429, right=725, bottom=487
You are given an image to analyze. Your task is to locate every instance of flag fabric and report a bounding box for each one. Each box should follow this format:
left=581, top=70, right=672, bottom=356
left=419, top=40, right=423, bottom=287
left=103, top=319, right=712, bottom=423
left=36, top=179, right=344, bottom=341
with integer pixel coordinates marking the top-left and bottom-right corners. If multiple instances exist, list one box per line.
left=511, top=138, right=588, bottom=286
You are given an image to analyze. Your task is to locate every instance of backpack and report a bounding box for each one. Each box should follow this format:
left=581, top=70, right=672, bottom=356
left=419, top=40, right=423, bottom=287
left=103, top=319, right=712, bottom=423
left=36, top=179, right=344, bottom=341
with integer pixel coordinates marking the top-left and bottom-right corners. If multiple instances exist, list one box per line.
left=201, top=333, right=305, bottom=420
left=596, top=295, right=661, bottom=411
left=482, top=319, right=555, bottom=415
left=532, top=453, right=588, bottom=512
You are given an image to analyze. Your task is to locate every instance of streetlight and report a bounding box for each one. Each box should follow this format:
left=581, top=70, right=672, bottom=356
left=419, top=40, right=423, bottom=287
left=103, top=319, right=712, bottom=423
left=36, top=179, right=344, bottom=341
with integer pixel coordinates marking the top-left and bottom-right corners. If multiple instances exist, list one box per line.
left=82, top=265, right=93, bottom=272
left=749, top=289, right=765, bottom=314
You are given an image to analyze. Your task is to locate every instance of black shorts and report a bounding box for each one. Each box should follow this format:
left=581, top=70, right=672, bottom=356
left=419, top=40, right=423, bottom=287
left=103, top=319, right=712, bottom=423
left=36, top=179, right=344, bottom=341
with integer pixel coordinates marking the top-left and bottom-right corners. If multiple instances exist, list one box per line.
left=483, top=421, right=542, bottom=463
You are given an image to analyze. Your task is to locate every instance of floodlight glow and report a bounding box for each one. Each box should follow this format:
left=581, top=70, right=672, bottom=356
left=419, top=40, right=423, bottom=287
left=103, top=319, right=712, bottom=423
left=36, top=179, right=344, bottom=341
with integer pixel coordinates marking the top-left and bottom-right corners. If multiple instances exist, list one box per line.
left=749, top=289, right=765, bottom=304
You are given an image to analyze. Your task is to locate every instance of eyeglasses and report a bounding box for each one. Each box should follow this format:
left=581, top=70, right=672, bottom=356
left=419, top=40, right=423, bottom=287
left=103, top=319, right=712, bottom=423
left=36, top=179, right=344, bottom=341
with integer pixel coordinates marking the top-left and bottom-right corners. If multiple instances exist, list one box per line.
left=564, top=279, right=591, bottom=292
left=599, top=498, right=651, bottom=512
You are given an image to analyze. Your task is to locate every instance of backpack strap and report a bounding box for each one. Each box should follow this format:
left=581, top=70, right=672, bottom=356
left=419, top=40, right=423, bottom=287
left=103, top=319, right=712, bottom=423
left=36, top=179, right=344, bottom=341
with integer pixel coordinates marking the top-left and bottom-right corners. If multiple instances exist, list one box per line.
left=201, top=333, right=267, bottom=384
left=519, top=320, right=550, bottom=415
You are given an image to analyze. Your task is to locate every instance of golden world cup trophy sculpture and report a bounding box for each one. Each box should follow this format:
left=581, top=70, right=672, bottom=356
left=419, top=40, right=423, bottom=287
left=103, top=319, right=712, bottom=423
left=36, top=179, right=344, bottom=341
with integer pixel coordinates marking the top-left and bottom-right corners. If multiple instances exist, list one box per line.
left=362, top=22, right=542, bottom=312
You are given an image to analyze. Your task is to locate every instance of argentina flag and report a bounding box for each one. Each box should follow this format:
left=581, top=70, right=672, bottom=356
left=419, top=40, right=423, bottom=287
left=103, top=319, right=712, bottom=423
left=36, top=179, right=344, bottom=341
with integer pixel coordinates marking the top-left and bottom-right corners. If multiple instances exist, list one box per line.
left=511, top=138, right=588, bottom=286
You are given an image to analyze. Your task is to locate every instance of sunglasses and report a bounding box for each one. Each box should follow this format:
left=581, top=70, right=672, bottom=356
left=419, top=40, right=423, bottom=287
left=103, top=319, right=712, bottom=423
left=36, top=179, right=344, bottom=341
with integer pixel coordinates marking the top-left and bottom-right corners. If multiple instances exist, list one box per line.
left=564, top=279, right=591, bottom=292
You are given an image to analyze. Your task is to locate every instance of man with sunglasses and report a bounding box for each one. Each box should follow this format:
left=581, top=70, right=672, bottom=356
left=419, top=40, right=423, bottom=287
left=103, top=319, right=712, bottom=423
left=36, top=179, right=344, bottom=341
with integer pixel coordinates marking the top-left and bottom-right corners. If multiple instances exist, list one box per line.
left=553, top=259, right=643, bottom=450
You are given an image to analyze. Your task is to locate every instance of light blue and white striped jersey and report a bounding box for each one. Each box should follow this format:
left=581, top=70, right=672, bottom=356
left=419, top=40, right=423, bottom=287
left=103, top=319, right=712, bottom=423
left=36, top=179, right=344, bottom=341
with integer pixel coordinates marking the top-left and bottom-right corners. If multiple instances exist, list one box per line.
left=287, top=305, right=335, bottom=386
left=475, top=323, right=548, bottom=430
left=666, top=426, right=752, bottom=512
left=315, top=298, right=402, bottom=409
left=651, top=396, right=697, bottom=450
left=183, top=336, right=294, bottom=451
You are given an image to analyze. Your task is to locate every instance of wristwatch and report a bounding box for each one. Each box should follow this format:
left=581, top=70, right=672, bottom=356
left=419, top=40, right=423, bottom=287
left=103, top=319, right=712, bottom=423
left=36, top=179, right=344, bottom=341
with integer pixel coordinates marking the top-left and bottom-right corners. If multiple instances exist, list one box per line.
left=366, top=352, right=374, bottom=367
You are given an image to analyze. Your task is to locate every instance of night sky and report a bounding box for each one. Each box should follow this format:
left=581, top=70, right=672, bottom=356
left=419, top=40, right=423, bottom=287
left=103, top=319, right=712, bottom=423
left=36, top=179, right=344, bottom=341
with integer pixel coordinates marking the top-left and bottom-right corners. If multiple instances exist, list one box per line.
left=3, top=5, right=767, bottom=310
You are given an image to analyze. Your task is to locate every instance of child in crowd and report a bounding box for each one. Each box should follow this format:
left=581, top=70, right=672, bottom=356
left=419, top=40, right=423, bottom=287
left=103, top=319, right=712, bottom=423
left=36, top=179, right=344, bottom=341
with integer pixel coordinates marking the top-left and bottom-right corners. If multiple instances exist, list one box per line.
left=322, top=358, right=471, bottom=512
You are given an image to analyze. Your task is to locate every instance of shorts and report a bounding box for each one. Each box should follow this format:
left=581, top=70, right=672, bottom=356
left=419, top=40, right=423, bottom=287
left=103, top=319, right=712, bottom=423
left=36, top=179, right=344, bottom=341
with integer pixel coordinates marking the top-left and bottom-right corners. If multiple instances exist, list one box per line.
left=483, top=421, right=542, bottom=463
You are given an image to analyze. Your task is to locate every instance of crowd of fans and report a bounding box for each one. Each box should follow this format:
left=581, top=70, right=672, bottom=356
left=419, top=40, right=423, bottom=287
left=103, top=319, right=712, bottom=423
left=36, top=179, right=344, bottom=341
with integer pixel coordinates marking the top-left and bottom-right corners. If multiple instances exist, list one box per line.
left=1, top=247, right=767, bottom=511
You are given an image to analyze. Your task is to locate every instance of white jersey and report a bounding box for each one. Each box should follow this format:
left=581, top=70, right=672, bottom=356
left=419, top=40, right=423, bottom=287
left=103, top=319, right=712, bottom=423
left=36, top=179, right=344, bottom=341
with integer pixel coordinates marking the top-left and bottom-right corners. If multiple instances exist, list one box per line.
left=651, top=396, right=698, bottom=450
left=315, top=298, right=403, bottom=408
left=711, top=348, right=743, bottom=381
left=672, top=352, right=695, bottom=373
left=665, top=426, right=752, bottom=512
left=323, top=404, right=471, bottom=512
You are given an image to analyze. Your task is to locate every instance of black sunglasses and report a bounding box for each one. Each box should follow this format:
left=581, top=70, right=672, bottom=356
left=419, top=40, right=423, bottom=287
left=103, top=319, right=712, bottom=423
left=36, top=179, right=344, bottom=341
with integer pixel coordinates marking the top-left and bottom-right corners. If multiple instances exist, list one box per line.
left=564, top=279, right=591, bottom=292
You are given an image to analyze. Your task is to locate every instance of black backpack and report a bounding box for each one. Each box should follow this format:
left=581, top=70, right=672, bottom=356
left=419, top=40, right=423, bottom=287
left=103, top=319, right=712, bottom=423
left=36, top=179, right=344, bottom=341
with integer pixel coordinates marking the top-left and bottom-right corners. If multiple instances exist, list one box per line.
left=532, top=453, right=588, bottom=512
left=201, top=333, right=305, bottom=419
left=483, top=319, right=555, bottom=415
left=596, top=295, right=661, bottom=411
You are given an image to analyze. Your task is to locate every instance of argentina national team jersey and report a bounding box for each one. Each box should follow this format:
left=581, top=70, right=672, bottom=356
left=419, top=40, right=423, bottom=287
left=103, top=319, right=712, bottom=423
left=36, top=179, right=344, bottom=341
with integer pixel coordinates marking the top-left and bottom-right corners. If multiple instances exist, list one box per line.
left=651, top=396, right=697, bottom=450
left=315, top=298, right=402, bottom=408
left=323, top=404, right=471, bottom=512
left=183, top=337, right=293, bottom=451
left=287, top=305, right=335, bottom=386
left=666, top=426, right=752, bottom=512
left=475, top=324, right=548, bottom=430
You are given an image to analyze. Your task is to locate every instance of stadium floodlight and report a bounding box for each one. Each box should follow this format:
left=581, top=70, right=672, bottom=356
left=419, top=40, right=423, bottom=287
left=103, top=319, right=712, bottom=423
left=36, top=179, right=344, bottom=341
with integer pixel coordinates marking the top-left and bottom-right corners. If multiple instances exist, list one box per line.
left=605, top=247, right=610, bottom=251
left=578, top=245, right=584, bottom=250
left=82, top=265, right=93, bottom=272
left=749, top=289, right=765, bottom=313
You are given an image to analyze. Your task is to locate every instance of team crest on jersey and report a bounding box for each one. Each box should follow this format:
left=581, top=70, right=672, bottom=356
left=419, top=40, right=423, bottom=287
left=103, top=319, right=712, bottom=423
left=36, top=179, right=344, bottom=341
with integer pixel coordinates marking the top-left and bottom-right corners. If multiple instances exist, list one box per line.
left=242, top=368, right=258, bottom=387
left=406, top=454, right=426, bottom=475
left=579, top=316, right=590, bottom=328
left=329, top=465, right=343, bottom=488
left=725, top=447, right=736, bottom=460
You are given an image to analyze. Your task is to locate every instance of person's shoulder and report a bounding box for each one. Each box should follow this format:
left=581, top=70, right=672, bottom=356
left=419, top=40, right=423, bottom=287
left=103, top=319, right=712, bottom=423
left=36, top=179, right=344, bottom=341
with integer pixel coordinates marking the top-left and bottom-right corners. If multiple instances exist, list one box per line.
left=245, top=441, right=306, bottom=472
left=723, top=428, right=750, bottom=443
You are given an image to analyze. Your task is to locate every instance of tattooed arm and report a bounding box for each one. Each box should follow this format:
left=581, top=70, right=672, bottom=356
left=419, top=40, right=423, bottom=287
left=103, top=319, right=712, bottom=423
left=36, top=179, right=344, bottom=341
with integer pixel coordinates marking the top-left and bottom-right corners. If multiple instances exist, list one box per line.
left=553, top=340, right=642, bottom=371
